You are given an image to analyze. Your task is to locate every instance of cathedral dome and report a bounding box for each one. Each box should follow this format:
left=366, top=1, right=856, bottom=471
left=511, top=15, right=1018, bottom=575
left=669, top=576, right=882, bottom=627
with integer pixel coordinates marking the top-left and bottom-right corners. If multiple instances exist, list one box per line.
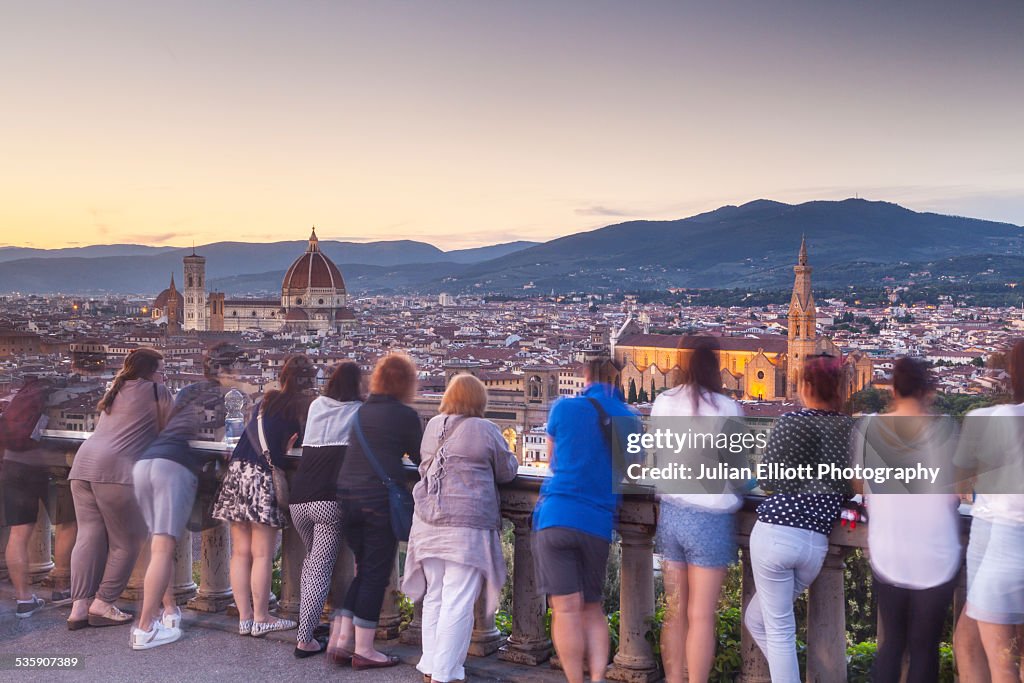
left=281, top=228, right=346, bottom=294
left=153, top=274, right=184, bottom=312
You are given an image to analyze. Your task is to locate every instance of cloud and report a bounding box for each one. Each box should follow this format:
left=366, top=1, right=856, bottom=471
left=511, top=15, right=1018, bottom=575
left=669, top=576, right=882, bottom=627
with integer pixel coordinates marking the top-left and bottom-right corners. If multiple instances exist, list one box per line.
left=574, top=205, right=634, bottom=217
left=117, top=232, right=183, bottom=245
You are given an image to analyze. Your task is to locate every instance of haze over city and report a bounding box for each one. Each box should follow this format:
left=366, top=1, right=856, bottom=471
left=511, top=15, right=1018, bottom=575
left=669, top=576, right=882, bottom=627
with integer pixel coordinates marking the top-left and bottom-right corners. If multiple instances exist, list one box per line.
left=3, top=0, right=1023, bottom=250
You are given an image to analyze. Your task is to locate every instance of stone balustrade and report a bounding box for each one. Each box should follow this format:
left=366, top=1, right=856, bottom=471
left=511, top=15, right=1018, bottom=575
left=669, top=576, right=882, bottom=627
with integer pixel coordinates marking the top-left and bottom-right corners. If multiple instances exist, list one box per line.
left=14, top=431, right=971, bottom=683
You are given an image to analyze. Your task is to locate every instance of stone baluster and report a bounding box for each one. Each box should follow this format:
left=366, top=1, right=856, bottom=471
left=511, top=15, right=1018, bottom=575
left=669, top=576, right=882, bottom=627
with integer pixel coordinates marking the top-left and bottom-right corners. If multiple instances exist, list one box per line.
left=172, top=530, right=197, bottom=603
left=468, top=590, right=504, bottom=656
left=607, top=525, right=660, bottom=683
left=48, top=475, right=75, bottom=591
left=806, top=546, right=848, bottom=683
left=0, top=526, right=9, bottom=581
left=28, top=498, right=55, bottom=582
left=498, top=511, right=551, bottom=665
left=376, top=551, right=403, bottom=640
left=400, top=601, right=424, bottom=646
left=739, top=546, right=771, bottom=683
left=328, top=535, right=355, bottom=617
left=187, top=522, right=233, bottom=612
left=277, top=523, right=304, bottom=620
left=123, top=540, right=150, bottom=602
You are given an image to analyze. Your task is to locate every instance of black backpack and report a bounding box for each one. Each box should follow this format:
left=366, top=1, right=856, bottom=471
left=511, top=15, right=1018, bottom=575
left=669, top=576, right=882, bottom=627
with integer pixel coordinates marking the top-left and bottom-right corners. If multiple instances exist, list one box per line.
left=0, top=379, right=49, bottom=453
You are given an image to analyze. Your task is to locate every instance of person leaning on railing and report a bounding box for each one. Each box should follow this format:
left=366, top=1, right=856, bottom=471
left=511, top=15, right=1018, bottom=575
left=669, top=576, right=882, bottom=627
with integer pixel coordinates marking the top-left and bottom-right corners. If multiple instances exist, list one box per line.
left=67, top=348, right=173, bottom=630
left=290, top=361, right=362, bottom=658
left=329, top=353, right=422, bottom=671
left=211, top=354, right=315, bottom=639
left=402, top=373, right=520, bottom=683
left=743, top=354, right=853, bottom=683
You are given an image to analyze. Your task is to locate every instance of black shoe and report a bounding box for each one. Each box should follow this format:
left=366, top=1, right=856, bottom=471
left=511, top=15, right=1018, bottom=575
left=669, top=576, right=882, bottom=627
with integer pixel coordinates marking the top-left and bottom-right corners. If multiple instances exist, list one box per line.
left=293, top=636, right=329, bottom=659
left=16, top=596, right=45, bottom=618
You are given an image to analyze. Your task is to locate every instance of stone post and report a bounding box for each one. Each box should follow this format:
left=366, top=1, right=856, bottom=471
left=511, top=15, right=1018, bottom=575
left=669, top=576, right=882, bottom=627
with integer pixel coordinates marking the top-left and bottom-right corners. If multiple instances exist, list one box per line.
left=607, top=525, right=660, bottom=683
left=187, top=522, right=233, bottom=612
left=468, top=590, right=504, bottom=657
left=172, top=530, right=197, bottom=603
left=498, top=512, right=551, bottom=666
left=739, top=545, right=771, bottom=683
left=277, top=524, right=303, bottom=620
left=28, top=498, right=55, bottom=582
left=376, top=551, right=403, bottom=640
left=806, top=547, right=847, bottom=683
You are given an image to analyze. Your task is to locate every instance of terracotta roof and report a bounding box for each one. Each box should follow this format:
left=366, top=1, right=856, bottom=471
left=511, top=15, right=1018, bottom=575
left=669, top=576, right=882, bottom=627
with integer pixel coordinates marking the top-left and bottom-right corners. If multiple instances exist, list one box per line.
left=617, top=334, right=787, bottom=354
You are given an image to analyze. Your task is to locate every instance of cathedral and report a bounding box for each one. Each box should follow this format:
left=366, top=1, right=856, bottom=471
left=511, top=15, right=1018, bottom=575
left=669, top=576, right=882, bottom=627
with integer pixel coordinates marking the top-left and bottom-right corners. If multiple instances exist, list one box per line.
left=152, top=228, right=356, bottom=335
left=612, top=238, right=873, bottom=402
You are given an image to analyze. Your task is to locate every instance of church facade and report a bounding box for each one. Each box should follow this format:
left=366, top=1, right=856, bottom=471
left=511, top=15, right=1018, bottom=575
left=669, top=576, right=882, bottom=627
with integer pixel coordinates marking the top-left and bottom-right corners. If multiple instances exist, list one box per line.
left=153, top=228, right=356, bottom=335
left=612, top=238, right=873, bottom=403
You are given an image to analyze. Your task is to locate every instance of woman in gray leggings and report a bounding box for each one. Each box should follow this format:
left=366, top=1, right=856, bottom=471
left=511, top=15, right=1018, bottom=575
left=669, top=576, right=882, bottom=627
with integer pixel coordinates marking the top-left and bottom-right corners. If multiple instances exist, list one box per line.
left=67, top=348, right=173, bottom=629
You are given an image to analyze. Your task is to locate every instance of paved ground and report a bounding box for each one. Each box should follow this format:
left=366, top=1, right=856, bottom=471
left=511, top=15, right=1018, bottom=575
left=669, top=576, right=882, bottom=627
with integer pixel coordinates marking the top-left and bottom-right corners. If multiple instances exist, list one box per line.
left=0, top=583, right=563, bottom=682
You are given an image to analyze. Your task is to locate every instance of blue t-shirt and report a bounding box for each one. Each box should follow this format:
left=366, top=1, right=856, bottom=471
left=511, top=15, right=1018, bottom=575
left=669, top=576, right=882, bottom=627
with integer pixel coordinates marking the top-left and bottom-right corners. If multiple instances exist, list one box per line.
left=533, top=383, right=641, bottom=541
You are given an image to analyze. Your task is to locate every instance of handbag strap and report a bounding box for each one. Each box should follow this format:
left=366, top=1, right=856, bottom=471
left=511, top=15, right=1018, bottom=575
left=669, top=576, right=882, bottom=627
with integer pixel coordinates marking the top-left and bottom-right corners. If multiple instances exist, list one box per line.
left=153, top=382, right=165, bottom=433
left=353, top=413, right=396, bottom=487
left=257, top=409, right=276, bottom=472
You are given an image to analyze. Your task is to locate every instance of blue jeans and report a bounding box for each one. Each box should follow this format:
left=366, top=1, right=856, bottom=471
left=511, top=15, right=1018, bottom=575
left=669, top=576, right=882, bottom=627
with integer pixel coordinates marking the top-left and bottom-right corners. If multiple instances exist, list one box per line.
left=744, top=521, right=828, bottom=683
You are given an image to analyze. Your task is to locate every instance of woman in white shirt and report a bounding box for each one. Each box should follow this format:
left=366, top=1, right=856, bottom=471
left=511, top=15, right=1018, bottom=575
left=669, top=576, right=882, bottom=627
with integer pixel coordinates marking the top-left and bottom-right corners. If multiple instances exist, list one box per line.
left=852, top=357, right=960, bottom=683
left=651, top=339, right=744, bottom=683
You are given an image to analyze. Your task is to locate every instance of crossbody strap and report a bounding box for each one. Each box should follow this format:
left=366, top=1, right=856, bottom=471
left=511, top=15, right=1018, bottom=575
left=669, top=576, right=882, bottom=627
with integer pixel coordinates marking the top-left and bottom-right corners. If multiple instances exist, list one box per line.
left=353, top=414, right=394, bottom=487
left=257, top=409, right=276, bottom=472
left=585, top=397, right=613, bottom=447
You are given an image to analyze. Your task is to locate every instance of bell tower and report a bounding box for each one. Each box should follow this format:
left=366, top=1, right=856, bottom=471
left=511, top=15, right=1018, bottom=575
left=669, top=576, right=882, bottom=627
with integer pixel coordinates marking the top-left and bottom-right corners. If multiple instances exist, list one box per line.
left=183, top=247, right=207, bottom=331
left=787, top=236, right=816, bottom=398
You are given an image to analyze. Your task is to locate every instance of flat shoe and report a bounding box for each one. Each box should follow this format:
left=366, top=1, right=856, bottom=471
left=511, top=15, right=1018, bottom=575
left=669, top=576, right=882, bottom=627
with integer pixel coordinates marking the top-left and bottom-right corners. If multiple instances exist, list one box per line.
left=328, top=648, right=353, bottom=667
left=293, top=636, right=329, bottom=659
left=67, top=619, right=89, bottom=631
left=351, top=653, right=401, bottom=670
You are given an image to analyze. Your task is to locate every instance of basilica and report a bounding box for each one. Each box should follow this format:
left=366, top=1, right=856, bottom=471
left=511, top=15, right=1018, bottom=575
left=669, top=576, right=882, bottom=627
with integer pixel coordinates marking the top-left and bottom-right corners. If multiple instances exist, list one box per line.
left=152, top=228, right=356, bottom=335
left=612, top=238, right=873, bottom=403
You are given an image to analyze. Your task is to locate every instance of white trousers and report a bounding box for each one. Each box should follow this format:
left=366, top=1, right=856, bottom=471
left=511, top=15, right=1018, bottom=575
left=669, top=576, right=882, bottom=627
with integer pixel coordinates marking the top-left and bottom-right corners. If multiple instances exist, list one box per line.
left=417, top=558, right=484, bottom=683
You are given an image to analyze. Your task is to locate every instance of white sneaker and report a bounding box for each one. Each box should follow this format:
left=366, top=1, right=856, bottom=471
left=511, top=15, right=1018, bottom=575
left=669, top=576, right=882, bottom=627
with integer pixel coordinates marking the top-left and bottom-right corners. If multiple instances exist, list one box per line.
left=131, top=621, right=182, bottom=650
left=161, top=606, right=182, bottom=630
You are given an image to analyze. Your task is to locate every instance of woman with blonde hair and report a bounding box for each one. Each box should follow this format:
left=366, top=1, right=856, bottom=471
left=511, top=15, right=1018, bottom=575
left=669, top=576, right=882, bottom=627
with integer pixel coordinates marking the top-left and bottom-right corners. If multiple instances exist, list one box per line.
left=67, top=348, right=172, bottom=629
left=212, top=354, right=316, bottom=638
left=403, top=374, right=519, bottom=683
left=329, top=354, right=422, bottom=670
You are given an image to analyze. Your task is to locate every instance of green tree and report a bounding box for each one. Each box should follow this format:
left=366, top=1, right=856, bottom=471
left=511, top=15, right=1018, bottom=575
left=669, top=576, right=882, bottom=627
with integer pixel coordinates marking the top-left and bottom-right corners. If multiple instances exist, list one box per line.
left=627, top=379, right=638, bottom=404
left=638, top=387, right=649, bottom=403
left=849, top=387, right=890, bottom=414
left=651, top=379, right=657, bottom=401
left=971, top=356, right=985, bottom=367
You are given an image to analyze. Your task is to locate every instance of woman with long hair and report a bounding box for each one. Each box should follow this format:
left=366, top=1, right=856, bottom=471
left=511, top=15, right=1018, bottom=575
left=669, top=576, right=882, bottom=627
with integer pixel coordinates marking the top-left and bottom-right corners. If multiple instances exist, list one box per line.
left=67, top=348, right=172, bottom=629
left=851, top=357, right=960, bottom=682
left=290, top=362, right=363, bottom=658
left=744, top=354, right=853, bottom=682
left=651, top=339, right=744, bottom=683
left=329, top=354, right=422, bottom=670
left=212, top=354, right=316, bottom=638
left=403, top=374, right=519, bottom=683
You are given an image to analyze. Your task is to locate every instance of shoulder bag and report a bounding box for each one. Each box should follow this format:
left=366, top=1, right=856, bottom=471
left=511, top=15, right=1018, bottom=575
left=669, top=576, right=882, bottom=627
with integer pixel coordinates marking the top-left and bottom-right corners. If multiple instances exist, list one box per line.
left=258, top=410, right=290, bottom=511
left=353, top=413, right=414, bottom=541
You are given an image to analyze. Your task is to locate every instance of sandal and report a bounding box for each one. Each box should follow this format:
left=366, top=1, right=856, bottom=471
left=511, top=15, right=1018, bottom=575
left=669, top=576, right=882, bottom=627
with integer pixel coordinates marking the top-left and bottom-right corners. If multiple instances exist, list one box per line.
left=87, top=604, right=134, bottom=627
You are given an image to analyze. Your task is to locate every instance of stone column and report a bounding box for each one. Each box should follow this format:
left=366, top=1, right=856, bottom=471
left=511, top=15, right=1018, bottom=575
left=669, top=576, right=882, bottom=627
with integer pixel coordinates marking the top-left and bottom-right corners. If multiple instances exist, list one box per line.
left=468, top=590, right=504, bottom=657
left=48, top=475, right=75, bottom=590
left=806, top=547, right=847, bottom=683
left=187, top=522, right=233, bottom=612
left=28, top=498, right=55, bottom=582
left=277, top=524, right=303, bottom=620
left=607, top=526, right=660, bottom=683
left=498, top=512, right=551, bottom=666
left=376, top=551, right=403, bottom=640
left=328, top=536, right=355, bottom=615
left=172, top=530, right=197, bottom=603
left=739, top=546, right=771, bottom=683
left=123, top=540, right=150, bottom=602
left=400, top=601, right=424, bottom=646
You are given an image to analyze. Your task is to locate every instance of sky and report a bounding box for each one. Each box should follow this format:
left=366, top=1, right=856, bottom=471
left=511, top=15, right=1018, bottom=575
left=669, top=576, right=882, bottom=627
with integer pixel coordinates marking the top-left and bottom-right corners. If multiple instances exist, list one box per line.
left=1, top=0, right=1022, bottom=250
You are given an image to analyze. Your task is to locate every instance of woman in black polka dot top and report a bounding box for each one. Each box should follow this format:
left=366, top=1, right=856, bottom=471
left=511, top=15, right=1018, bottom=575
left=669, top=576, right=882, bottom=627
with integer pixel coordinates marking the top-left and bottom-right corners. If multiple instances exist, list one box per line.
left=743, top=355, right=854, bottom=682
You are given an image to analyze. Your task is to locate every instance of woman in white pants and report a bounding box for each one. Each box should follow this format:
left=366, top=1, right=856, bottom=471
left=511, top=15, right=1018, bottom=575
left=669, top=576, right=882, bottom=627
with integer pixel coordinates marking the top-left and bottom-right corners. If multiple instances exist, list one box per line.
left=402, top=375, right=519, bottom=683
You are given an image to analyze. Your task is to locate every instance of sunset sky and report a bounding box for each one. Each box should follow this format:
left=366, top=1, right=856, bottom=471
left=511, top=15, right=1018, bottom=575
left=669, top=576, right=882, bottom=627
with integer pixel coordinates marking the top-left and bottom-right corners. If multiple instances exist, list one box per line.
left=2, top=0, right=1022, bottom=250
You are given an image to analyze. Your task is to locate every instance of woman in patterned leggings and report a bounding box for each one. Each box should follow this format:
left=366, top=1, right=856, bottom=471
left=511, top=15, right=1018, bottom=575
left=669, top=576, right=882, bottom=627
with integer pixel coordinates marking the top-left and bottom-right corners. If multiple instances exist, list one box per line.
left=289, top=362, right=362, bottom=657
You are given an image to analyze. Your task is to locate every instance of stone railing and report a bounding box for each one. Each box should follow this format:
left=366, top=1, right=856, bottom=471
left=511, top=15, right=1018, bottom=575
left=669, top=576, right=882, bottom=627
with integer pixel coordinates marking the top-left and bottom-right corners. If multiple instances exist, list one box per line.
left=6, top=431, right=972, bottom=683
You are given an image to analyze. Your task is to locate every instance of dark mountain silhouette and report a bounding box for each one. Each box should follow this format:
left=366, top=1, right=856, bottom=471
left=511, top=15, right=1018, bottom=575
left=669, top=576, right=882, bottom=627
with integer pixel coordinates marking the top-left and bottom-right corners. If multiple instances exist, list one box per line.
left=0, top=244, right=179, bottom=263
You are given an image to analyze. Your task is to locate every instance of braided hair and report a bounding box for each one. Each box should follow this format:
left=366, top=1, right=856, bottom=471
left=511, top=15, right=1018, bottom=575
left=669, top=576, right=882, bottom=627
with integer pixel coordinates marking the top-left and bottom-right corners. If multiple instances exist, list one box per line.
left=97, top=348, right=163, bottom=414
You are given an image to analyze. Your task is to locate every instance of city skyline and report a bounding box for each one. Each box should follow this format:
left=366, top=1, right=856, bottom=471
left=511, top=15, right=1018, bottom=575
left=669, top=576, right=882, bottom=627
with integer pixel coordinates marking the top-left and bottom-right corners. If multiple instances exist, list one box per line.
left=3, top=0, right=1023, bottom=249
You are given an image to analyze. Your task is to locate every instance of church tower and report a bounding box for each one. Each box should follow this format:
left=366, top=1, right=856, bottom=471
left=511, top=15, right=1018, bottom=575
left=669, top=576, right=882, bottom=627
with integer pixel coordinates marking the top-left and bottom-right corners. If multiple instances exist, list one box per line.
left=183, top=248, right=207, bottom=331
left=786, top=236, right=816, bottom=398
left=166, top=273, right=181, bottom=336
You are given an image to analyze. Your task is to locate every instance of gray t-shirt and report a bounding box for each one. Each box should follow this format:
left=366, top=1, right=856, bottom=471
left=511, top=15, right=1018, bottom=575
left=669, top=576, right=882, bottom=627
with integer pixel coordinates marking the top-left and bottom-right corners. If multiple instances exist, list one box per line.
left=69, top=379, right=173, bottom=485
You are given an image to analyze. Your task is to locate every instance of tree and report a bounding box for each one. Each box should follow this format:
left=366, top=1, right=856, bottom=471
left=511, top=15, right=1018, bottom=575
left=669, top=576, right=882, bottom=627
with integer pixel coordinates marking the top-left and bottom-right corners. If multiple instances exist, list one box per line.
left=971, top=356, right=985, bottom=367
left=651, top=379, right=657, bottom=401
left=638, top=387, right=650, bottom=403
left=627, top=378, right=638, bottom=404
left=849, top=387, right=890, bottom=414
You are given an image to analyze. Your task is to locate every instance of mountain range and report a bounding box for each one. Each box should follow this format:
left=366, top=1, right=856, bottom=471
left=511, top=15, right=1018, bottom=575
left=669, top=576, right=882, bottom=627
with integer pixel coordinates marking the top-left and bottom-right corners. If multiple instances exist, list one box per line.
left=1, top=199, right=1021, bottom=296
